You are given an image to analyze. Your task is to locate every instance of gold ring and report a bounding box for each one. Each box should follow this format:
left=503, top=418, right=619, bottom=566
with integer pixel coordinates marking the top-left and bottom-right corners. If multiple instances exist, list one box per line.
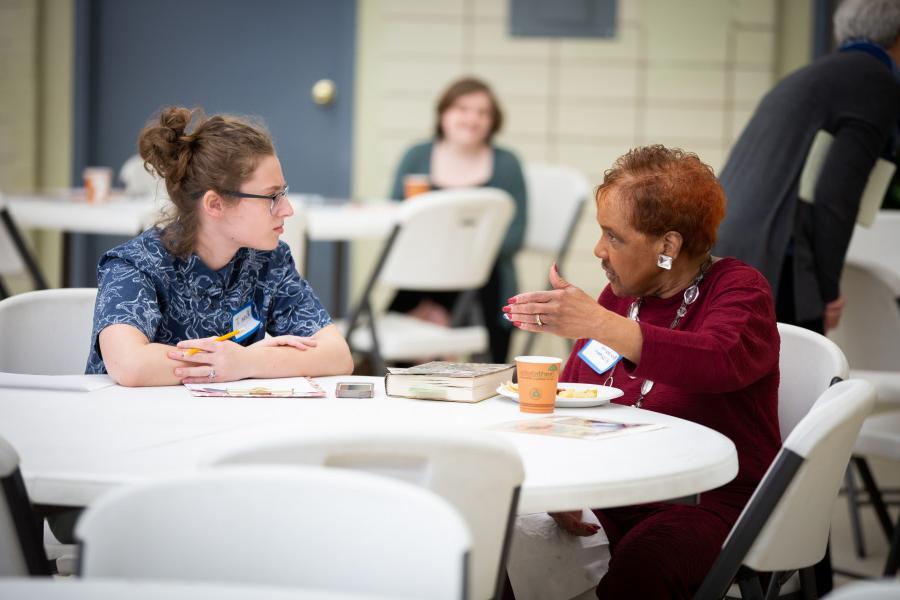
left=536, top=314, right=544, bottom=327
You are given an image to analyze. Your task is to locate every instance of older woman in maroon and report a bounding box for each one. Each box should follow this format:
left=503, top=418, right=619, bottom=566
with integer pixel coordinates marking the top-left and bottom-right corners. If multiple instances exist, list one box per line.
left=504, top=145, right=781, bottom=599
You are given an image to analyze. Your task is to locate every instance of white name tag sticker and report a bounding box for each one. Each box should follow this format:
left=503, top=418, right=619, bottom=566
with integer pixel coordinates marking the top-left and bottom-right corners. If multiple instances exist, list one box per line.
left=578, top=339, right=622, bottom=376
left=232, top=303, right=261, bottom=342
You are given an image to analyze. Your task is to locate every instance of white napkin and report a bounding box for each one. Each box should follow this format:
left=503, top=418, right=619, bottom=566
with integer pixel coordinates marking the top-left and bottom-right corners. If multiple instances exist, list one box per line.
left=507, top=510, right=610, bottom=600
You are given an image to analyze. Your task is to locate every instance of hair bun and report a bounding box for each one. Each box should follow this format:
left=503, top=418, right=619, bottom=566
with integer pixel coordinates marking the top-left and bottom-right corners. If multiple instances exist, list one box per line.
left=138, top=106, right=202, bottom=190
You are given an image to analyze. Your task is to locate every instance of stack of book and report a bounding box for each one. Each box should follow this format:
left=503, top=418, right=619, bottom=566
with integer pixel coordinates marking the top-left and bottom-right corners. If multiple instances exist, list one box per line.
left=385, top=361, right=514, bottom=403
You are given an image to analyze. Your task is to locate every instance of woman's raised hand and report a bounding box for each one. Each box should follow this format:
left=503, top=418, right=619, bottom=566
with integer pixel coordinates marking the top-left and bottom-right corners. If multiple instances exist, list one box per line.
left=504, top=264, right=605, bottom=339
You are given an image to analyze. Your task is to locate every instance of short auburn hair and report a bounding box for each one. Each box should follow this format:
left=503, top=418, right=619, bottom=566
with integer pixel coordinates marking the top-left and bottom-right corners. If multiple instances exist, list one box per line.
left=596, top=145, right=725, bottom=258
left=434, top=77, right=504, bottom=142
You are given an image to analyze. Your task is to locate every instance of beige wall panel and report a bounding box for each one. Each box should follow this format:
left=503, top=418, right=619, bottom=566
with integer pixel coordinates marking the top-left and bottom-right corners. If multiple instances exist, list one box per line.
left=558, top=24, right=641, bottom=61
left=559, top=64, right=639, bottom=100
left=378, top=96, right=433, bottom=132
left=734, top=0, right=776, bottom=24
left=380, top=58, right=466, bottom=93
left=472, top=0, right=506, bottom=19
left=735, top=29, right=776, bottom=66
left=381, top=19, right=464, bottom=57
left=468, top=60, right=550, bottom=97
left=472, top=18, right=551, bottom=58
left=557, top=102, right=637, bottom=138
left=501, top=101, right=549, bottom=137
left=733, top=69, right=773, bottom=103
left=646, top=65, right=726, bottom=102
left=379, top=0, right=465, bottom=17
left=643, top=0, right=729, bottom=61
left=644, top=107, right=724, bottom=142
left=556, top=141, right=629, bottom=184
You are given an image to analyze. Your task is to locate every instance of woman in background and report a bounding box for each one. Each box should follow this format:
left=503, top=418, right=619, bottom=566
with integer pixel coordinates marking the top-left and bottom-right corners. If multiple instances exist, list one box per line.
left=388, top=77, right=527, bottom=363
left=86, top=106, right=353, bottom=386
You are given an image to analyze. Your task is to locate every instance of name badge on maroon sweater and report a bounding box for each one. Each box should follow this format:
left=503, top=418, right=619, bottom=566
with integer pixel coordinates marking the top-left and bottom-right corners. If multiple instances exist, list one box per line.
left=578, top=339, right=622, bottom=376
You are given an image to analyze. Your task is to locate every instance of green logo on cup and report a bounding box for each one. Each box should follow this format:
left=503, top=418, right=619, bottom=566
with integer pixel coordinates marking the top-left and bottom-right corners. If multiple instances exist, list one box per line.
left=548, top=364, right=558, bottom=372
left=531, top=389, right=541, bottom=398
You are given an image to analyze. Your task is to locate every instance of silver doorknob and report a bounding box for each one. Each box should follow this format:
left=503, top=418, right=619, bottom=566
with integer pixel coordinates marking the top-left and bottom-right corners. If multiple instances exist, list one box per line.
left=311, top=79, right=337, bottom=106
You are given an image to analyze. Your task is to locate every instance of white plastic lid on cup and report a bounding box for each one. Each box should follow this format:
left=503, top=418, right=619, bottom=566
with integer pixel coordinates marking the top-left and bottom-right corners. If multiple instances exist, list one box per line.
left=515, top=356, right=562, bottom=364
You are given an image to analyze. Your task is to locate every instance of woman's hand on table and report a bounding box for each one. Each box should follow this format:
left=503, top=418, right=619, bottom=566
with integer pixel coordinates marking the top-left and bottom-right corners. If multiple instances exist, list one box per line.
left=504, top=264, right=606, bottom=338
left=252, top=335, right=319, bottom=351
left=549, top=510, right=601, bottom=537
left=168, top=338, right=250, bottom=383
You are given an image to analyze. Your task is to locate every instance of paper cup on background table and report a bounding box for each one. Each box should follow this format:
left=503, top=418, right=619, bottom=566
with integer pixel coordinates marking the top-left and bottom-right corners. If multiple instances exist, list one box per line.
left=83, top=167, right=113, bottom=203
left=516, top=356, right=562, bottom=414
left=403, top=174, right=430, bottom=199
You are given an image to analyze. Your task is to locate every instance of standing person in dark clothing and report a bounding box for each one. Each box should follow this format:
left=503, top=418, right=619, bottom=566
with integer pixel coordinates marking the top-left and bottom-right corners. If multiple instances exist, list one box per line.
left=714, top=0, right=900, bottom=335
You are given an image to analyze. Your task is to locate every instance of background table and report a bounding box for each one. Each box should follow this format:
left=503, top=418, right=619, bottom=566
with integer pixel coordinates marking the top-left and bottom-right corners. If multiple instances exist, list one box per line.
left=0, top=376, right=737, bottom=514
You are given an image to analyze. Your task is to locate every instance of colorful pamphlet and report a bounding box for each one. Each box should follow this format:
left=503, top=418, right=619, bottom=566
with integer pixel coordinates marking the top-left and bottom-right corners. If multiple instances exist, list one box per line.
left=490, top=416, right=664, bottom=440
left=184, top=377, right=326, bottom=398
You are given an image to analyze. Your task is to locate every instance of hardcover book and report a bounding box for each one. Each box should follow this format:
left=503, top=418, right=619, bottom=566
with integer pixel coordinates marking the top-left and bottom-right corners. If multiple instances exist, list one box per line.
left=385, top=361, right=514, bottom=402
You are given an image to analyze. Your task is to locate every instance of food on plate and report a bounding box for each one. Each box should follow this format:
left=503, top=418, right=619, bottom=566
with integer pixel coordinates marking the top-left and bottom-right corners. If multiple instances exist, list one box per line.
left=503, top=381, right=598, bottom=398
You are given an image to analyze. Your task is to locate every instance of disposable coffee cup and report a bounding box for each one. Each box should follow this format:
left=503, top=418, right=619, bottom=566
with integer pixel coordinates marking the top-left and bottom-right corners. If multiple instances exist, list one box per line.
left=83, top=167, right=113, bottom=203
left=403, top=174, right=430, bottom=199
left=515, top=355, right=562, bottom=414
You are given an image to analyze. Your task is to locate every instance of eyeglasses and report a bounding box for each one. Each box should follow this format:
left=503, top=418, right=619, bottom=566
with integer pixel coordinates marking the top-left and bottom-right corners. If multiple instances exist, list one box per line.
left=221, top=185, right=290, bottom=215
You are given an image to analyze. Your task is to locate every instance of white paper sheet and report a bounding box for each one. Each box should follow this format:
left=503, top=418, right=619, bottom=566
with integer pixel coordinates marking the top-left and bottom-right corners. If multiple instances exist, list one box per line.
left=0, top=372, right=116, bottom=392
left=183, top=377, right=326, bottom=397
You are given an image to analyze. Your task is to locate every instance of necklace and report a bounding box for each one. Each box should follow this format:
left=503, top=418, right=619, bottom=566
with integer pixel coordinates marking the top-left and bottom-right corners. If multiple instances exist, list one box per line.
left=605, top=256, right=714, bottom=408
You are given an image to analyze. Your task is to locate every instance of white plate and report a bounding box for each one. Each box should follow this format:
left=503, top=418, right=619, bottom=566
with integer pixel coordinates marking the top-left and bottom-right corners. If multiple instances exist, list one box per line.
left=495, top=382, right=622, bottom=408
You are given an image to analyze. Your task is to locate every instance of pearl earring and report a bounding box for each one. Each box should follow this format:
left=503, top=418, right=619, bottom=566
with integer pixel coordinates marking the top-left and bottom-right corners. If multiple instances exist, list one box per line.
left=657, top=254, right=673, bottom=270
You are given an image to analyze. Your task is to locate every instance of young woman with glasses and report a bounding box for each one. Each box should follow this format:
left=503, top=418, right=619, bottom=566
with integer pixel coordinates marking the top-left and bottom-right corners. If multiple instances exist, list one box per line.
left=85, top=106, right=353, bottom=386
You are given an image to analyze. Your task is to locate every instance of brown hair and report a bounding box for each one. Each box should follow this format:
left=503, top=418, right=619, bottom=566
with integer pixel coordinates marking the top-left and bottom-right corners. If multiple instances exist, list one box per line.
left=596, top=145, right=726, bottom=258
left=434, top=77, right=504, bottom=142
left=138, top=106, right=275, bottom=257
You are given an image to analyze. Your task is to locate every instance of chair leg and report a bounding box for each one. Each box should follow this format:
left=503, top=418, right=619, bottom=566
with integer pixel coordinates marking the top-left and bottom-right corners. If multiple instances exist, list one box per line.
left=736, top=573, right=765, bottom=600
left=852, top=457, right=895, bottom=540
left=884, top=513, right=900, bottom=576
left=799, top=566, right=818, bottom=600
left=367, top=317, right=386, bottom=376
left=843, top=467, right=867, bottom=558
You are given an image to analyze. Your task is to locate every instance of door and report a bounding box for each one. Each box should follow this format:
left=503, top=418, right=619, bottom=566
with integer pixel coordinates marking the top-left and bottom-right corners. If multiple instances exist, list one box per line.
left=71, top=0, right=355, bottom=313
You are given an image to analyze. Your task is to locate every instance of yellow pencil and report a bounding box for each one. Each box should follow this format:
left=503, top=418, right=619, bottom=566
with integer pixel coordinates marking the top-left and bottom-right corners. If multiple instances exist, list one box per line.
left=185, top=329, right=241, bottom=356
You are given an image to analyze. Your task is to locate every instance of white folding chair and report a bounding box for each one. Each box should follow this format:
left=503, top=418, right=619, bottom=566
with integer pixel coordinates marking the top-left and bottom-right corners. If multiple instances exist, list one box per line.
left=344, top=188, right=514, bottom=374
left=0, top=434, right=51, bottom=576
left=520, top=164, right=592, bottom=355
left=820, top=579, right=900, bottom=599
left=0, top=288, right=97, bottom=375
left=76, top=466, right=471, bottom=600
left=694, top=379, right=876, bottom=600
left=0, top=195, right=49, bottom=298
left=211, top=430, right=525, bottom=600
left=827, top=261, right=900, bottom=562
left=777, top=322, right=849, bottom=440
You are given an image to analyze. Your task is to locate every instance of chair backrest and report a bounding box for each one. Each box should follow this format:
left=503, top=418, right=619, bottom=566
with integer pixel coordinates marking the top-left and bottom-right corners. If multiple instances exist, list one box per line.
left=695, top=379, right=875, bottom=599
left=522, top=164, right=592, bottom=255
left=0, top=288, right=97, bottom=375
left=846, top=211, right=900, bottom=296
left=0, top=434, right=50, bottom=576
left=828, top=261, right=900, bottom=371
left=211, top=430, right=524, bottom=600
left=777, top=322, right=849, bottom=440
left=76, top=466, right=471, bottom=600
left=379, top=188, right=514, bottom=290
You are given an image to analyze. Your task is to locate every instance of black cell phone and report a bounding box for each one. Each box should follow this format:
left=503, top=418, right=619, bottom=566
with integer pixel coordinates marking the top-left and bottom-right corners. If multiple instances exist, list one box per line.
left=335, top=382, right=375, bottom=398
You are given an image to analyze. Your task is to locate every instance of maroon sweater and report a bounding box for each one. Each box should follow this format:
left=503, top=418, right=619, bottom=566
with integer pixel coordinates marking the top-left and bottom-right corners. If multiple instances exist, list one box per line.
left=562, top=258, right=781, bottom=503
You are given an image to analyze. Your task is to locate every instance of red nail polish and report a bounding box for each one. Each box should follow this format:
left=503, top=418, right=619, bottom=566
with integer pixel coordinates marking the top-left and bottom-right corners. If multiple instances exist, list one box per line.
left=508, top=297, right=517, bottom=304
left=513, top=321, right=521, bottom=327
left=502, top=305, right=511, bottom=313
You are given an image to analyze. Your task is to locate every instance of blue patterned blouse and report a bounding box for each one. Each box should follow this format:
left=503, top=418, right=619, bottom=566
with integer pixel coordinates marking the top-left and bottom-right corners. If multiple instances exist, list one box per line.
left=85, top=228, right=332, bottom=374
